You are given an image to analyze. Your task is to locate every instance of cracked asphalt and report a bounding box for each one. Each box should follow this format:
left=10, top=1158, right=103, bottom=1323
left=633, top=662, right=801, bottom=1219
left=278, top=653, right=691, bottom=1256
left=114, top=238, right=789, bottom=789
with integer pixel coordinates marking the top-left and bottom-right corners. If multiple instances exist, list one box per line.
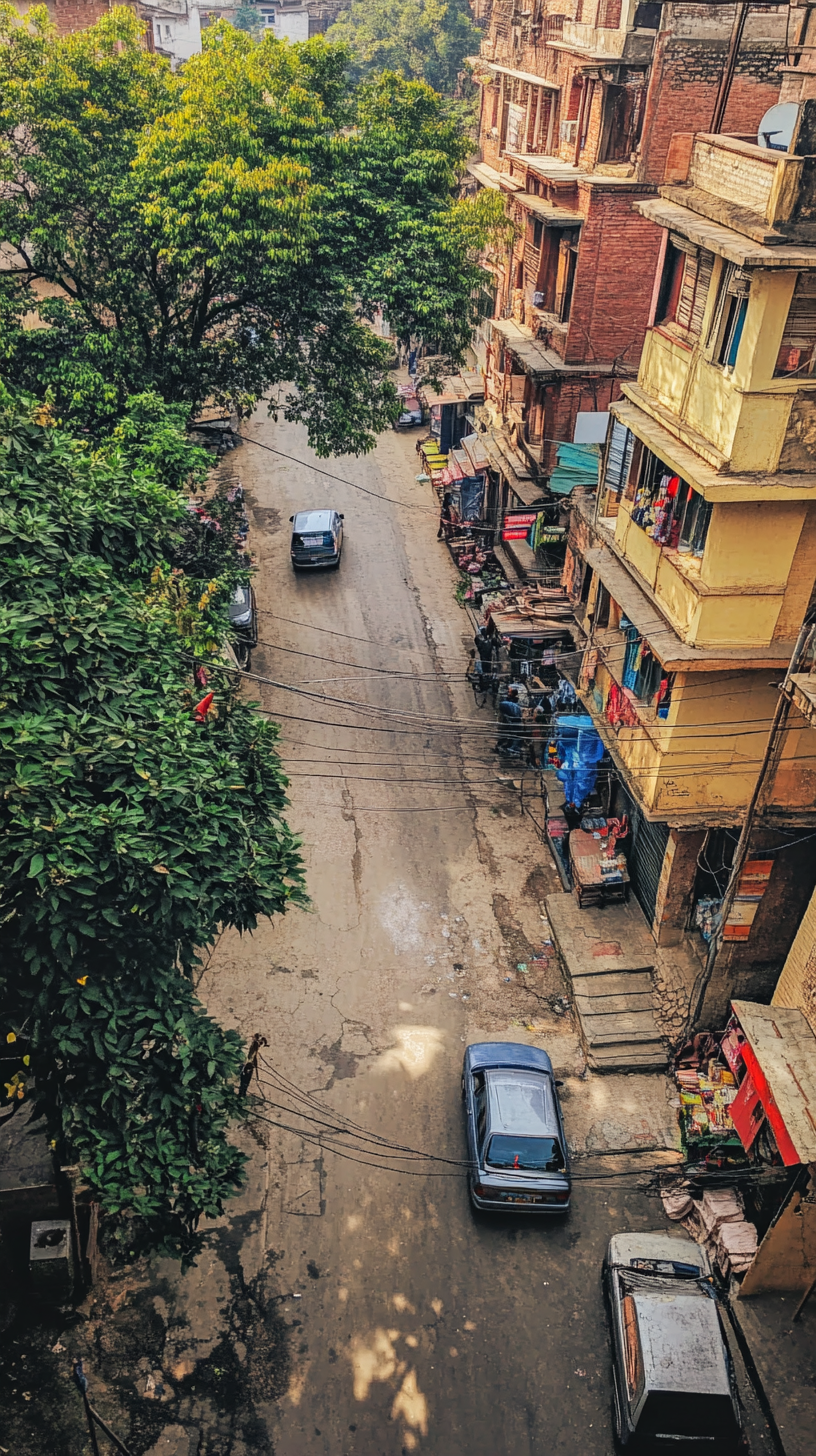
left=0, top=405, right=777, bottom=1456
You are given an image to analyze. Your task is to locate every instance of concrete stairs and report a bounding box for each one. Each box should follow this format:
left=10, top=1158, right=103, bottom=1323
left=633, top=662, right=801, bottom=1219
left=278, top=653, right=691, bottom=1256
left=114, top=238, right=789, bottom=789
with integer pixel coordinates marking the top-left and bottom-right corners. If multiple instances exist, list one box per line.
left=545, top=894, right=668, bottom=1072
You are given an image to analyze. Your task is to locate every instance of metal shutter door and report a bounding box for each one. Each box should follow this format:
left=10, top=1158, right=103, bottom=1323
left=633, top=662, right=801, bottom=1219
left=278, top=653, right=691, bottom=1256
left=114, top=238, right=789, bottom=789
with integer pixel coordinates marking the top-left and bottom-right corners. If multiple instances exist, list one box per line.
left=621, top=793, right=670, bottom=925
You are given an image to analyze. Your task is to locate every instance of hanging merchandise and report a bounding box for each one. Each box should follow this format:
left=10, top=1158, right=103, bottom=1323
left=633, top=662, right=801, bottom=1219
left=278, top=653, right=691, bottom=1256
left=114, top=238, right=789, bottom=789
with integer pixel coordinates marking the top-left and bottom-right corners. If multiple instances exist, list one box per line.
left=554, top=714, right=606, bottom=806
left=549, top=678, right=577, bottom=712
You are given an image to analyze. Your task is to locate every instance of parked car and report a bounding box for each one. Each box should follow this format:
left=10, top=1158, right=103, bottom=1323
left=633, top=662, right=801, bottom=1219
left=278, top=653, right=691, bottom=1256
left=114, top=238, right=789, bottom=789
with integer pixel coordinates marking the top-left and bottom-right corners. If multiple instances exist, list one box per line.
left=289, top=509, right=344, bottom=569
left=604, top=1230, right=744, bottom=1453
left=229, top=582, right=257, bottom=669
left=461, top=1042, right=570, bottom=1212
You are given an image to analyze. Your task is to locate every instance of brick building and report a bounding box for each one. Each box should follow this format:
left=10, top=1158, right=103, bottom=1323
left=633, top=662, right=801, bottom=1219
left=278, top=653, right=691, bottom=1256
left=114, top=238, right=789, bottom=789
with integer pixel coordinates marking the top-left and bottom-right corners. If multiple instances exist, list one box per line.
left=466, top=0, right=788, bottom=528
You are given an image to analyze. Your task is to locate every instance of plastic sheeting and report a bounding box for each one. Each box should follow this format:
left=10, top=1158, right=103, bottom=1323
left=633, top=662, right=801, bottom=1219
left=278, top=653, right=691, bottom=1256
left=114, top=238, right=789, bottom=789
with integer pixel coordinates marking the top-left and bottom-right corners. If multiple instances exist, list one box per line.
left=548, top=442, right=601, bottom=496
left=555, top=713, right=605, bottom=807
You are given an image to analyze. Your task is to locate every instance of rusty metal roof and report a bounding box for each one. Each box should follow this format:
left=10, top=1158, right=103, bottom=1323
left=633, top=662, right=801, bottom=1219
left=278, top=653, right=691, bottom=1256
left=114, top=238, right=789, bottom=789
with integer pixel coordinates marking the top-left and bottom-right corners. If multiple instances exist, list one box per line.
left=732, top=1001, right=816, bottom=1164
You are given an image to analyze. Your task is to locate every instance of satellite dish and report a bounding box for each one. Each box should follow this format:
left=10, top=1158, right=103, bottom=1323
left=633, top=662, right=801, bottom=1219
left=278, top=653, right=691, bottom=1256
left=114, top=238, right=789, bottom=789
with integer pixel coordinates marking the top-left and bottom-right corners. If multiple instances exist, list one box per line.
left=757, top=102, right=799, bottom=154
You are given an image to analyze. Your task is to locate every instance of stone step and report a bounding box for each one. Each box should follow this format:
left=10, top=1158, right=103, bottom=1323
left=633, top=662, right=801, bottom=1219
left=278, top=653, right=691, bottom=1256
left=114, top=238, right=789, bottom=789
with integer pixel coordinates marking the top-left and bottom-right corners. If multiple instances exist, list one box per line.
left=581, top=1012, right=661, bottom=1042
left=569, top=959, right=655, bottom=979
left=588, top=1043, right=668, bottom=1072
left=573, top=992, right=656, bottom=1016
left=570, top=971, right=655, bottom=997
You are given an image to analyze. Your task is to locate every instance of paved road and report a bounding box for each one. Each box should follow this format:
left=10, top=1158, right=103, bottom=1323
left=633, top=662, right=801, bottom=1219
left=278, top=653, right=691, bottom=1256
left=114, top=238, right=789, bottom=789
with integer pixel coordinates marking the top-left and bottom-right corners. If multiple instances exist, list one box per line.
left=194, top=407, right=775, bottom=1456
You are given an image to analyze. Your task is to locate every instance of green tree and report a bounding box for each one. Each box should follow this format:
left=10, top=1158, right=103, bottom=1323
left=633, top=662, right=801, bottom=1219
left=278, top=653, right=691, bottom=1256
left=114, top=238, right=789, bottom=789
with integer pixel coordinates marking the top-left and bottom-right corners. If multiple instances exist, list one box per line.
left=0, top=392, right=306, bottom=1260
left=327, top=0, right=479, bottom=94
left=0, top=7, right=495, bottom=454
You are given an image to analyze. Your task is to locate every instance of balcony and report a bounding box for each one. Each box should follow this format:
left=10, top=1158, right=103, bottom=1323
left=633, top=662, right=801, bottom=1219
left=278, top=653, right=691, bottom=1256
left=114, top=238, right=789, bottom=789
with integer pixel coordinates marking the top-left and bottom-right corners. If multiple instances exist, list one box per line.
left=661, top=130, right=816, bottom=246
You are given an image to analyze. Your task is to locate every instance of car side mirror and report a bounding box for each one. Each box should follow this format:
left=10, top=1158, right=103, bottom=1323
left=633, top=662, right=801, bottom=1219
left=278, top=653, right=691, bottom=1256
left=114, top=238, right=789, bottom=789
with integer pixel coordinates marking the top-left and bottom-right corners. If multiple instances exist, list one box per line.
left=339, top=514, right=344, bottom=520
left=555, top=1080, right=564, bottom=1087
left=289, top=515, right=293, bottom=522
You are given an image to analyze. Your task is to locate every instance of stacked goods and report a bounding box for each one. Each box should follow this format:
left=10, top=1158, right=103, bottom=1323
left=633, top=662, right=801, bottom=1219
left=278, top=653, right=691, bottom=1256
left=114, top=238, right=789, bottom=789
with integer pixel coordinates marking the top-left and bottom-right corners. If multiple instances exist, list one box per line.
left=661, top=1187, right=695, bottom=1221
left=660, top=1184, right=758, bottom=1279
left=715, top=1221, right=758, bottom=1278
left=676, top=1063, right=740, bottom=1151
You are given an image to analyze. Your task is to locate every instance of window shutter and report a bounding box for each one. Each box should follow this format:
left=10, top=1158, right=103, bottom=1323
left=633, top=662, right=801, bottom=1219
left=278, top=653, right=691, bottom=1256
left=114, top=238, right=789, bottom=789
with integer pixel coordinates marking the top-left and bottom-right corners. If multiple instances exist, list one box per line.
left=781, top=272, right=816, bottom=350
left=675, top=254, right=699, bottom=331
left=605, top=420, right=634, bottom=494
left=689, top=250, right=713, bottom=337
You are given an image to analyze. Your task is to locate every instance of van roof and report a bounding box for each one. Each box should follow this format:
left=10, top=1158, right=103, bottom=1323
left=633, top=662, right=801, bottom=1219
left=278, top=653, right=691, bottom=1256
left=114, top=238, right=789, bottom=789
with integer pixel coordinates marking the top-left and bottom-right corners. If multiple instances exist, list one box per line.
left=293, top=509, right=334, bottom=531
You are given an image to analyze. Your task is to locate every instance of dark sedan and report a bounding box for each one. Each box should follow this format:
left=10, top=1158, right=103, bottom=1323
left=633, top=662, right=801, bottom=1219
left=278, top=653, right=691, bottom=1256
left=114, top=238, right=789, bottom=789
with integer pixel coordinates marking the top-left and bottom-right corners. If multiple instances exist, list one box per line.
left=461, top=1042, right=571, bottom=1212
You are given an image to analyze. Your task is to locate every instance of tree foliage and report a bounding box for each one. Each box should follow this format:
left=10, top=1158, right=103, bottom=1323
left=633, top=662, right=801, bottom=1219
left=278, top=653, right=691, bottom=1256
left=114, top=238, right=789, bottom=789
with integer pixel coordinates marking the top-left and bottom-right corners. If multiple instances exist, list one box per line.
left=327, top=0, right=480, bottom=94
left=0, top=393, right=306, bottom=1260
left=0, top=6, right=495, bottom=454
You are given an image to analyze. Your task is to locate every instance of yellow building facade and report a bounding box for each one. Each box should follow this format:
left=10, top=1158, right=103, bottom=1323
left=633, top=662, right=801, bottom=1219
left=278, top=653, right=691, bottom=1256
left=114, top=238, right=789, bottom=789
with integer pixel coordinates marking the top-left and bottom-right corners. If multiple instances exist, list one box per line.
left=565, top=112, right=816, bottom=1011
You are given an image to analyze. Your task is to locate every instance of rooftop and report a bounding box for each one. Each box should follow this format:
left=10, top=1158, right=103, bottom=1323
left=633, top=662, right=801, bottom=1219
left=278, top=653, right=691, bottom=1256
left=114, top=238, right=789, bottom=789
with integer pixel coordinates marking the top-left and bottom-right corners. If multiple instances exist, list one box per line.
left=732, top=1000, right=816, bottom=1165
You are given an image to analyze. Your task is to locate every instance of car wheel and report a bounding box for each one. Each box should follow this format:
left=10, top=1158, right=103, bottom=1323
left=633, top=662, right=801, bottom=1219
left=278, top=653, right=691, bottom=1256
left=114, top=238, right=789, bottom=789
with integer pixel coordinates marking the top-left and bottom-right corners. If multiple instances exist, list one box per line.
left=611, top=1368, right=630, bottom=1448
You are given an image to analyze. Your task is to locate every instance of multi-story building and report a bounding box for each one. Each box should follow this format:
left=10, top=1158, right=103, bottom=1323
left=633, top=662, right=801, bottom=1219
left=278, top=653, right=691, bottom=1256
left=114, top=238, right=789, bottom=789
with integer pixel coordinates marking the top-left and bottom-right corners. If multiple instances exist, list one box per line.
left=466, top=2, right=788, bottom=531
left=564, top=99, right=816, bottom=1022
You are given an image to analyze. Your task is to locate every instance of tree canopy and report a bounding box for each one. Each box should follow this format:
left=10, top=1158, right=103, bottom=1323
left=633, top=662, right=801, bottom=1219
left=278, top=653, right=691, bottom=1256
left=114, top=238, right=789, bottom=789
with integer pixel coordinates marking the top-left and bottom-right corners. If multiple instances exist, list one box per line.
left=327, top=0, right=480, bottom=94
left=0, top=6, right=499, bottom=454
left=0, top=391, right=306, bottom=1259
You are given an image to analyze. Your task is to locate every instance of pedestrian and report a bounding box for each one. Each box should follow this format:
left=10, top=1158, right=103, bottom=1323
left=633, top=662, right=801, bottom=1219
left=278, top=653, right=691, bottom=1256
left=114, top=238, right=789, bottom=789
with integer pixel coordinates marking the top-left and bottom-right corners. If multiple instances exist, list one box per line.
left=495, top=686, right=523, bottom=757
left=528, top=704, right=547, bottom=768
left=474, top=626, right=495, bottom=673
left=437, top=492, right=455, bottom=541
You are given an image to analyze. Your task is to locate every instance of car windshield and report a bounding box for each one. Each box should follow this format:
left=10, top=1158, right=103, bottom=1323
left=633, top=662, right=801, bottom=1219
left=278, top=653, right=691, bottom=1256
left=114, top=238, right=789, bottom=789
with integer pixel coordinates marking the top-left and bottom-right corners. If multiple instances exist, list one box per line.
left=639, top=1392, right=738, bottom=1438
left=232, top=585, right=250, bottom=609
left=485, top=1135, right=565, bottom=1172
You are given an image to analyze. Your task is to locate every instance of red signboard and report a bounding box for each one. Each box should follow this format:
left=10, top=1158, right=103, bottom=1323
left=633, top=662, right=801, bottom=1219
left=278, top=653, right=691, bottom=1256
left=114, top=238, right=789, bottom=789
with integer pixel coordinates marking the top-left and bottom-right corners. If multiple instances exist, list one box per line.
left=502, top=510, right=537, bottom=542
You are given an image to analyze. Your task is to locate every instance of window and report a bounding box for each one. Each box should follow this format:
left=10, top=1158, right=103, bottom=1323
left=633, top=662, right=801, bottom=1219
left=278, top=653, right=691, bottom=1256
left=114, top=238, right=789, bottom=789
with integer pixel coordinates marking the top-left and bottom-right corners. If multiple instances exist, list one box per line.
left=532, top=217, right=544, bottom=249
left=555, top=230, right=579, bottom=322
left=658, top=238, right=714, bottom=336
left=473, top=1072, right=487, bottom=1147
left=775, top=271, right=816, bottom=376
left=597, top=0, right=622, bottom=25
left=622, top=623, right=664, bottom=701
left=600, top=77, right=646, bottom=162
left=676, top=485, right=712, bottom=557
left=711, top=263, right=750, bottom=369
left=485, top=1135, right=565, bottom=1172
left=506, top=102, right=525, bottom=153
left=631, top=450, right=711, bottom=558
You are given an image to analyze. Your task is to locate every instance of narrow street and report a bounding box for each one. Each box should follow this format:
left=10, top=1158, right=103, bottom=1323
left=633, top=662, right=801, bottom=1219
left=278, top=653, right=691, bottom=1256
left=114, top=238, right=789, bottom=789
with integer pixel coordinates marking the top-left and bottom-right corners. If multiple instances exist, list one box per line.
left=2, top=404, right=778, bottom=1456
left=173, top=405, right=771, bottom=1456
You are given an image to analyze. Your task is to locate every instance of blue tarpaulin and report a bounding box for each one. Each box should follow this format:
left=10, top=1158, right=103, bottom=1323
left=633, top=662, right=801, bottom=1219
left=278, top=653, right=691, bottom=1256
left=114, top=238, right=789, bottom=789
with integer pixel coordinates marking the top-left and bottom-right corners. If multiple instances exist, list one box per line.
left=548, top=442, right=601, bottom=496
left=555, top=713, right=605, bottom=806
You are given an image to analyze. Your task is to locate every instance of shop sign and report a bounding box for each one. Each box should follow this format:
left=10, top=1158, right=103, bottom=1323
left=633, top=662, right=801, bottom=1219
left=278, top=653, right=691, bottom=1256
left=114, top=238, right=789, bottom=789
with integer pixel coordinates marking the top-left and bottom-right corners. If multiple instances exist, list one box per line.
left=502, top=510, right=537, bottom=541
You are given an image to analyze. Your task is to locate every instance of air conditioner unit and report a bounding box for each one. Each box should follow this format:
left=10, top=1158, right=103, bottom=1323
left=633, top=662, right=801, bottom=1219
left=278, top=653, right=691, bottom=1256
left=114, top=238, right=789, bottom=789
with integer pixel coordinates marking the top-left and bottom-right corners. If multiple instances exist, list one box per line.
left=560, top=119, right=578, bottom=144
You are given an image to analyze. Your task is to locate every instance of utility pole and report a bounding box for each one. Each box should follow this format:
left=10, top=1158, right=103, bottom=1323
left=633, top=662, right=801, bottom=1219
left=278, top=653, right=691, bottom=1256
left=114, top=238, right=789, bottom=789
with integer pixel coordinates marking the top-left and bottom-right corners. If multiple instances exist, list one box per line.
left=684, top=614, right=816, bottom=1036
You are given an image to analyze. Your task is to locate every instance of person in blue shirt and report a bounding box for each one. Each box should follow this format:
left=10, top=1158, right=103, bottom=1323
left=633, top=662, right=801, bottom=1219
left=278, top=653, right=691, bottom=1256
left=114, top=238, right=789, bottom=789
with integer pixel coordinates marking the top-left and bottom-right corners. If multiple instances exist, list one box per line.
left=495, top=687, right=523, bottom=757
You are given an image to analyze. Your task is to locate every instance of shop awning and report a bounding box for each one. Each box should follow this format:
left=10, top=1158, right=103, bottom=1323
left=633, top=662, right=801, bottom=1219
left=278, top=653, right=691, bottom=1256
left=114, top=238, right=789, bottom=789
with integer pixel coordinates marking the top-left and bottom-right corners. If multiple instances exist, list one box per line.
left=512, top=192, right=582, bottom=226
left=731, top=1001, right=816, bottom=1166
left=472, top=60, right=560, bottom=92
left=466, top=161, right=502, bottom=192
left=419, top=370, right=485, bottom=408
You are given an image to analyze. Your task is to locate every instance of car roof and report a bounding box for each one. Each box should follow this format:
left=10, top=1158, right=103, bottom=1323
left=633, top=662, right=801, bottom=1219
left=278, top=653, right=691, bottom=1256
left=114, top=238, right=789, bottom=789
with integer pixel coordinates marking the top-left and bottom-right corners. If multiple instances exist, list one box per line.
left=607, top=1231, right=712, bottom=1276
left=485, top=1068, right=559, bottom=1139
left=631, top=1290, right=730, bottom=1397
left=467, top=1041, right=554, bottom=1075
left=293, top=509, right=335, bottom=530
